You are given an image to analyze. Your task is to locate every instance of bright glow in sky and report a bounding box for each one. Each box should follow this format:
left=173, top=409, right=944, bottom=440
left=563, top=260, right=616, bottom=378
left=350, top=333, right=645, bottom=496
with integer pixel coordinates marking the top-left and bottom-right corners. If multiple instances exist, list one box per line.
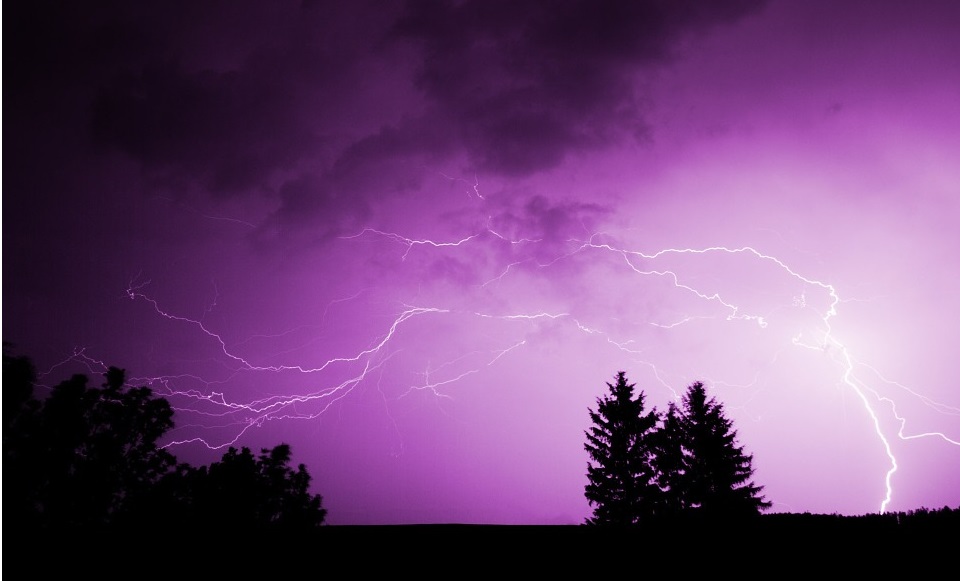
left=4, top=0, right=959, bottom=524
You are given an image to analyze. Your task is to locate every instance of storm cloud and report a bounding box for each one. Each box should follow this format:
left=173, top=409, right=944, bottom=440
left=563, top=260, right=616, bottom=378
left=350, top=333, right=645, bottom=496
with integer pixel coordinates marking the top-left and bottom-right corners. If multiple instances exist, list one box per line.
left=5, top=1, right=959, bottom=525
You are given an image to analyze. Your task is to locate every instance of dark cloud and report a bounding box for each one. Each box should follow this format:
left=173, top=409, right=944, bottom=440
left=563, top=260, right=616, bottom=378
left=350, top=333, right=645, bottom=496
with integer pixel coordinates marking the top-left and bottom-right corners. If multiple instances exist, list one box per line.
left=270, top=118, right=451, bottom=240
left=485, top=194, right=611, bottom=265
left=83, top=0, right=765, bottom=190
left=86, top=2, right=400, bottom=199
left=519, top=195, right=609, bottom=243
left=5, top=0, right=766, bottom=235
left=91, top=61, right=315, bottom=196
left=328, top=119, right=449, bottom=182
left=394, top=0, right=768, bottom=175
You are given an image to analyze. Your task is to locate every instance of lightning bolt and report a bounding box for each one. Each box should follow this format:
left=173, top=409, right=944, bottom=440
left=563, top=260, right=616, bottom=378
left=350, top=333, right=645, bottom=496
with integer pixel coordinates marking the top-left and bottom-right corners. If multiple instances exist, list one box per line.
left=52, top=209, right=958, bottom=516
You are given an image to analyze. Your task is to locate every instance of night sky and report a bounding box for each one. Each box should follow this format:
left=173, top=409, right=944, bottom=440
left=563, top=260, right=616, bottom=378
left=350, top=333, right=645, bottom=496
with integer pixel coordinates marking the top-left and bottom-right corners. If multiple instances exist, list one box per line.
left=4, top=0, right=959, bottom=525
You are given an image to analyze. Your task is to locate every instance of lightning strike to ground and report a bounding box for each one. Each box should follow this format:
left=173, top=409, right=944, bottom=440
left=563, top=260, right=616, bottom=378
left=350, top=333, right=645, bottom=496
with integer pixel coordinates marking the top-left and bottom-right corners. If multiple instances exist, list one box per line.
left=52, top=218, right=959, bottom=516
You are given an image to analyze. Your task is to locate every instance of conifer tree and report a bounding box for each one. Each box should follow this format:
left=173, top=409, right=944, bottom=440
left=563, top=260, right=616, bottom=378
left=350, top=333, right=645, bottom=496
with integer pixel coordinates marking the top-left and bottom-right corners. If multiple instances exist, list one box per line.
left=584, top=371, right=660, bottom=525
left=670, top=381, right=771, bottom=519
left=649, top=401, right=687, bottom=518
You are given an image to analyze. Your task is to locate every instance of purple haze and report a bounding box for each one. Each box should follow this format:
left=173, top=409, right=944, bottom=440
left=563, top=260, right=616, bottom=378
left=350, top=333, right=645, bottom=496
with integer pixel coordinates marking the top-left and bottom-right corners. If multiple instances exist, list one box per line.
left=4, top=0, right=959, bottom=524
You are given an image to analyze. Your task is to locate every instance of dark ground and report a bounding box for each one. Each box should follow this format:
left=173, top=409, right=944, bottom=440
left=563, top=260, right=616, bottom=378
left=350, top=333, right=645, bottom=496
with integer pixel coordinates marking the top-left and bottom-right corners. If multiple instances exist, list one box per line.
left=6, top=509, right=956, bottom=575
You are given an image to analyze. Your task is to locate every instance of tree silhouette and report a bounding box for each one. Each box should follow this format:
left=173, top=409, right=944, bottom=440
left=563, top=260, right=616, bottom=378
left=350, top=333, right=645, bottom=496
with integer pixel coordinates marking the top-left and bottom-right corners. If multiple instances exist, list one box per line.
left=3, top=347, right=327, bottom=533
left=584, top=371, right=661, bottom=525
left=3, top=351, right=176, bottom=531
left=3, top=348, right=44, bottom=530
left=156, top=444, right=327, bottom=533
left=666, top=381, right=771, bottom=520
left=649, top=400, right=687, bottom=519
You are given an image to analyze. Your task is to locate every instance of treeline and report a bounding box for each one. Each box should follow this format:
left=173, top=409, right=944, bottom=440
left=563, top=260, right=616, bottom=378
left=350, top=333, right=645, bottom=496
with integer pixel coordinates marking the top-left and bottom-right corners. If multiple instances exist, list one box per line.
left=761, top=506, right=960, bottom=532
left=3, top=347, right=326, bottom=535
left=5, top=346, right=957, bottom=538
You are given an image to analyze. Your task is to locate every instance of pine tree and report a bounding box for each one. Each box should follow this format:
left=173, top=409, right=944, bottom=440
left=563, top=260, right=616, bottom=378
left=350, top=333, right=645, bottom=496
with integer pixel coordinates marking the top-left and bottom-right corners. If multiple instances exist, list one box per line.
left=670, top=381, right=771, bottom=520
left=649, top=401, right=686, bottom=518
left=584, top=371, right=660, bottom=525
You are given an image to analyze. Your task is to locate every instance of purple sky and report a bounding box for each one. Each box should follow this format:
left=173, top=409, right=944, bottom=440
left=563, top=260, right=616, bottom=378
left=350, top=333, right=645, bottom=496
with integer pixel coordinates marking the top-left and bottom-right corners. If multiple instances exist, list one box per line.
left=4, top=0, right=960, bottom=525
